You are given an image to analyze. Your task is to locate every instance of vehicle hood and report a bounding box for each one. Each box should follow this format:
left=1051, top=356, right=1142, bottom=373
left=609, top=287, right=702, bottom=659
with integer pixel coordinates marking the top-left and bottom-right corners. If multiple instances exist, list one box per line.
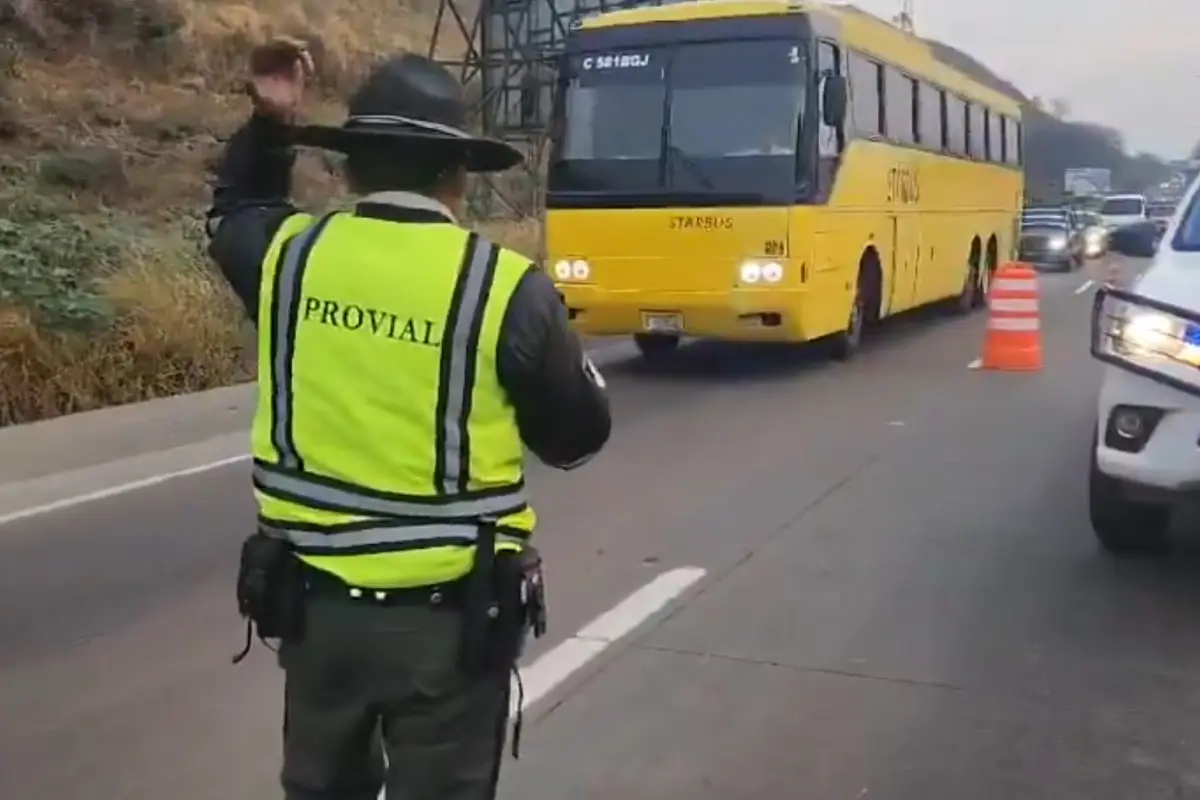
left=1129, top=251, right=1200, bottom=305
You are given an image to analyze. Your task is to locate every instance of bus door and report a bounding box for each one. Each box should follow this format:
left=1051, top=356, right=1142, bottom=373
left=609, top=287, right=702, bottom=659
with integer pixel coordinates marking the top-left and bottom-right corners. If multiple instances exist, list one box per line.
left=886, top=165, right=921, bottom=313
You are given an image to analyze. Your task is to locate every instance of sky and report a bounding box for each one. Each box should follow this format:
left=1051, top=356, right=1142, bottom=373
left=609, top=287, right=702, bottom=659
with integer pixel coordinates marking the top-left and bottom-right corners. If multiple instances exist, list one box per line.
left=848, top=0, right=1200, bottom=159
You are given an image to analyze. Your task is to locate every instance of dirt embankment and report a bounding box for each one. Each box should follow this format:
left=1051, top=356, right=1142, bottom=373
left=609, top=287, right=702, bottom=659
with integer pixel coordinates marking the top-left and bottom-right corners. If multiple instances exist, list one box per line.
left=0, top=0, right=536, bottom=427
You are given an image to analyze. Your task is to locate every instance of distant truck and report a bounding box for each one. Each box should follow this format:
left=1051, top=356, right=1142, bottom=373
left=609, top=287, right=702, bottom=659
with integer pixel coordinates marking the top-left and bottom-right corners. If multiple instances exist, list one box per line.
left=1099, top=193, right=1147, bottom=230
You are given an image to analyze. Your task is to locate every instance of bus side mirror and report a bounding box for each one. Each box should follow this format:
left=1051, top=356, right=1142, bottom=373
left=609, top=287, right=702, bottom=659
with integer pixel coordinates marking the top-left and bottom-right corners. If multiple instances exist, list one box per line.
left=822, top=74, right=847, bottom=126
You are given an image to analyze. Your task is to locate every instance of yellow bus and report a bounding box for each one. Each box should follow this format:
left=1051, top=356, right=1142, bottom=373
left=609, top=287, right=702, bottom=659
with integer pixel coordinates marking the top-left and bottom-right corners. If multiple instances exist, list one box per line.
left=544, top=0, right=1025, bottom=360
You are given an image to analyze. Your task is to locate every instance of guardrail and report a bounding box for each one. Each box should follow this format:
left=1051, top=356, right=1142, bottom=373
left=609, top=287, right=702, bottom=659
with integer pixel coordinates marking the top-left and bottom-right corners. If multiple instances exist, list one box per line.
left=1091, top=286, right=1200, bottom=398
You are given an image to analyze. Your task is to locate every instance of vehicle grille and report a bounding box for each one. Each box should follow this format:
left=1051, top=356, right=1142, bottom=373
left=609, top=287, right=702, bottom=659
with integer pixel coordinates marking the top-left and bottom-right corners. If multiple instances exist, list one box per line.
left=1020, top=232, right=1062, bottom=260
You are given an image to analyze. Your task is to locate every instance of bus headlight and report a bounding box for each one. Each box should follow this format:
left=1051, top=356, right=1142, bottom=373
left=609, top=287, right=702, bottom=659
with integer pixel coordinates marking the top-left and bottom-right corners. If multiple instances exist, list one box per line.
left=553, top=259, right=591, bottom=281
left=739, top=260, right=784, bottom=284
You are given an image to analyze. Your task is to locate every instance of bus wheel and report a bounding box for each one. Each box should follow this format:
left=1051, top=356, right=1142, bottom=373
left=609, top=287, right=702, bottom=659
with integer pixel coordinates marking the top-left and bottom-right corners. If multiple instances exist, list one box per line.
left=633, top=333, right=680, bottom=362
left=956, top=240, right=984, bottom=314
left=956, top=264, right=981, bottom=313
left=976, top=237, right=998, bottom=309
left=829, top=281, right=866, bottom=361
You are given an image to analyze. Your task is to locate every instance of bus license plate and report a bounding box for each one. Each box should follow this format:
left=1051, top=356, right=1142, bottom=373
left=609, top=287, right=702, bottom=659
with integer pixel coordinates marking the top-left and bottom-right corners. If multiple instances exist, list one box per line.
left=642, top=313, right=683, bottom=333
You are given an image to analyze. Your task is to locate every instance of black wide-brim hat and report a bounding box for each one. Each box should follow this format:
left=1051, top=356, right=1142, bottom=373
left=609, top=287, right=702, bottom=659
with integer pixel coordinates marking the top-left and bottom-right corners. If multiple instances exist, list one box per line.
left=293, top=53, right=523, bottom=174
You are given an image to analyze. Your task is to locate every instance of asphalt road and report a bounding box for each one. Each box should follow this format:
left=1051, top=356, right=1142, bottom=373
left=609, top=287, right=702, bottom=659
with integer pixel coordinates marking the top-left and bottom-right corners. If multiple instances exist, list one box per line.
left=8, top=256, right=1200, bottom=799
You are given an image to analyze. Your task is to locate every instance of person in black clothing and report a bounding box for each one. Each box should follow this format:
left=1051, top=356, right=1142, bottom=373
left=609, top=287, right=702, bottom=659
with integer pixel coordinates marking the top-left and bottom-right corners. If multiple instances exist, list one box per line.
left=209, top=38, right=610, bottom=800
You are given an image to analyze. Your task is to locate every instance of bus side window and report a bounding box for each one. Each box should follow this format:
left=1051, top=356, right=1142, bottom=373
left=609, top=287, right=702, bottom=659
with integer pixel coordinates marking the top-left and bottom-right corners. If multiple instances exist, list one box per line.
left=847, top=51, right=879, bottom=138
left=817, top=40, right=844, bottom=156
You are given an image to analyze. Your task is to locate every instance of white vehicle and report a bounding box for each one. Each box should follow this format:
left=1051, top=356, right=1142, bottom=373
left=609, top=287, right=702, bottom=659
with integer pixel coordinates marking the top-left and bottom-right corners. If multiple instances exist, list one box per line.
left=1099, top=193, right=1147, bottom=230
left=1089, top=179, right=1200, bottom=554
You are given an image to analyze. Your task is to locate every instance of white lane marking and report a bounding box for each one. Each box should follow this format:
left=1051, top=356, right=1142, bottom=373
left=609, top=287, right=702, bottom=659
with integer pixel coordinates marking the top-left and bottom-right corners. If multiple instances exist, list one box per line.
left=967, top=357, right=982, bottom=370
left=1074, top=279, right=1095, bottom=295
left=376, top=567, right=706, bottom=797
left=0, top=455, right=249, bottom=528
left=514, top=566, right=707, bottom=713
left=1, top=345, right=624, bottom=524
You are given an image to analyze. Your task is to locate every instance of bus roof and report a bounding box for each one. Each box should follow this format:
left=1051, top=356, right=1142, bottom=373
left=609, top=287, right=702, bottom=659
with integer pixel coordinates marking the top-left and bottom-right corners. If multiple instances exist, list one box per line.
left=575, top=0, right=1023, bottom=116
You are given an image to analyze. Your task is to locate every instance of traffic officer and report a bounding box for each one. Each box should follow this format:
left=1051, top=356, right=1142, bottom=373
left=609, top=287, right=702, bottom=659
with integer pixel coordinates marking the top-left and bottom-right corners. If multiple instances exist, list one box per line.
left=206, top=39, right=611, bottom=800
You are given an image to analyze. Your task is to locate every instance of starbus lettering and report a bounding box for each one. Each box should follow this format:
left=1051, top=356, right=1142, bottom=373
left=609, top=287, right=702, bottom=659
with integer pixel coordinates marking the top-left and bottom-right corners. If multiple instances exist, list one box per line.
left=301, top=297, right=440, bottom=347
left=886, top=166, right=920, bottom=204
left=669, top=215, right=734, bottom=231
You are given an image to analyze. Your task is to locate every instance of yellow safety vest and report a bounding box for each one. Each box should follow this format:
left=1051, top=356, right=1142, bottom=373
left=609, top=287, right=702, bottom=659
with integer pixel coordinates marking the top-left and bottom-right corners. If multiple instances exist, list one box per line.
left=250, top=209, right=536, bottom=589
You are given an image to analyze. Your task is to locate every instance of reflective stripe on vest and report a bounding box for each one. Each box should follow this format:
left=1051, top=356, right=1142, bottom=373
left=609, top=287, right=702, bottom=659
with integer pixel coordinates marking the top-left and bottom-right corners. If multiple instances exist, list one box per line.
left=261, top=521, right=528, bottom=555
left=256, top=213, right=528, bottom=539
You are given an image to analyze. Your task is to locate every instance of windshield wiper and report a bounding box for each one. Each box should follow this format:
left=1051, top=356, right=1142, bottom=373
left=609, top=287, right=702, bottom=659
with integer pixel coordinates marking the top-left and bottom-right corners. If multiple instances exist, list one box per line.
left=665, top=144, right=715, bottom=190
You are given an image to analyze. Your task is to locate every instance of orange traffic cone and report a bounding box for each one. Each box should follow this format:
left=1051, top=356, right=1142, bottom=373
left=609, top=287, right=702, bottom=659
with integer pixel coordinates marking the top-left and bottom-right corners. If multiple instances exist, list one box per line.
left=980, top=262, right=1042, bottom=371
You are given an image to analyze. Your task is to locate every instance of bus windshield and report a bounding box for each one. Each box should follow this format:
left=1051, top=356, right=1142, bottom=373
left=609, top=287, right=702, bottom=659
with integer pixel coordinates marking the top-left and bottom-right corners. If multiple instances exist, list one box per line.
left=549, top=39, right=806, bottom=203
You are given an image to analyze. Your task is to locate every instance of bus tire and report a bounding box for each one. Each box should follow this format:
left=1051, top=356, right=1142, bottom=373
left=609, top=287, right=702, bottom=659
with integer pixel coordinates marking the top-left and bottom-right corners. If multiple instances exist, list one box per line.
left=633, top=333, right=680, bottom=362
left=976, top=236, right=999, bottom=309
left=830, top=262, right=873, bottom=361
left=956, top=239, right=983, bottom=314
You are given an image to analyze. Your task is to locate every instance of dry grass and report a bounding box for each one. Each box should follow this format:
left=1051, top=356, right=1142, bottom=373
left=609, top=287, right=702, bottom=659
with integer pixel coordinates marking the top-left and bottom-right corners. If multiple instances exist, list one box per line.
left=0, top=0, right=542, bottom=427
left=0, top=214, right=542, bottom=427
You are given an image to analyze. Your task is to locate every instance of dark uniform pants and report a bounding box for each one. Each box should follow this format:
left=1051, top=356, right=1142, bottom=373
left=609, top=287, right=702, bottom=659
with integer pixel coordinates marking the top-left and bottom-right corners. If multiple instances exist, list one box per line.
left=279, top=592, right=511, bottom=800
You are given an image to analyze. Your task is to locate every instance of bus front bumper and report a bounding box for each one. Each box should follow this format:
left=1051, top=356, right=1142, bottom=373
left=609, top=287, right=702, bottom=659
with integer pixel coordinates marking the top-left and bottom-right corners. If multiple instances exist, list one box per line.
left=558, top=286, right=811, bottom=342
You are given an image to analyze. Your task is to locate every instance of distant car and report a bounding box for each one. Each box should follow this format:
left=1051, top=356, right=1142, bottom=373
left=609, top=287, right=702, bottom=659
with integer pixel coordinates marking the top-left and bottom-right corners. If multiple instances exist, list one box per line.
left=1147, top=201, right=1175, bottom=238
left=1099, top=193, right=1148, bottom=231
left=1076, top=210, right=1108, bottom=258
left=1088, top=176, right=1200, bottom=555
left=1019, top=208, right=1085, bottom=270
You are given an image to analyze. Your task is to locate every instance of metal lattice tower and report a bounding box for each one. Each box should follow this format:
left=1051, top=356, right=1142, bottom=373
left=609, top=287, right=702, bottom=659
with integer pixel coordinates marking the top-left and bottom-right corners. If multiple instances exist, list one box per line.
left=893, top=0, right=914, bottom=32
left=427, top=0, right=672, bottom=217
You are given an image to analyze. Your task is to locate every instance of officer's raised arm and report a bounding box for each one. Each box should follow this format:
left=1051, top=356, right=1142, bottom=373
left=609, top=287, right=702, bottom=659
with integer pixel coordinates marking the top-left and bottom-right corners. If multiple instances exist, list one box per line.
left=206, top=38, right=314, bottom=320
left=497, top=267, right=612, bottom=469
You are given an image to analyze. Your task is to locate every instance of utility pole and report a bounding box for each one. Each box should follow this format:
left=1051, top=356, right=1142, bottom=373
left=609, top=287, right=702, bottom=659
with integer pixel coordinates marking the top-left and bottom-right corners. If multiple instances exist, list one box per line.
left=894, top=0, right=914, bottom=32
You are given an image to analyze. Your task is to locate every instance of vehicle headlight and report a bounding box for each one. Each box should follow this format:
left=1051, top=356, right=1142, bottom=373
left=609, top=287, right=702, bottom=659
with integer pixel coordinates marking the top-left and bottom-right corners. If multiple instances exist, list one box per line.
left=553, top=259, right=590, bottom=281
left=1047, top=235, right=1067, bottom=250
left=1119, top=312, right=1185, bottom=357
left=760, top=261, right=784, bottom=283
left=739, top=260, right=784, bottom=284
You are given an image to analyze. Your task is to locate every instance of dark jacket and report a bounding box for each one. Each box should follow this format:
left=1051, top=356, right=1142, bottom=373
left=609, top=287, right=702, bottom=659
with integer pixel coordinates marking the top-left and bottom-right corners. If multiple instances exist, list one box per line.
left=205, top=113, right=610, bottom=469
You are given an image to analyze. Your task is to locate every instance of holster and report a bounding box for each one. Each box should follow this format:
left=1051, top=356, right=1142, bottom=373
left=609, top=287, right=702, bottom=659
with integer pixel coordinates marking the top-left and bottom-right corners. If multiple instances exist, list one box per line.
left=232, top=530, right=307, bottom=662
left=459, top=523, right=547, bottom=676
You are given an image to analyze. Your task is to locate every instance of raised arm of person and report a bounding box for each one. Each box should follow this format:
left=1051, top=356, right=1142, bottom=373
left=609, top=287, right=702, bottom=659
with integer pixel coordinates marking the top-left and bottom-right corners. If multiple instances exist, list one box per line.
left=206, top=39, right=314, bottom=320
left=497, top=267, right=612, bottom=469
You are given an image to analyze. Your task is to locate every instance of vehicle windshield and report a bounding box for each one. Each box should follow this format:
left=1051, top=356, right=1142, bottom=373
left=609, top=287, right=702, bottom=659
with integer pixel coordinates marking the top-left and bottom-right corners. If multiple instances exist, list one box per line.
left=1022, top=212, right=1067, bottom=229
left=1148, top=204, right=1175, bottom=219
left=1101, top=197, right=1144, bottom=215
left=1022, top=219, right=1068, bottom=230
left=1171, top=191, right=1200, bottom=251
left=549, top=39, right=806, bottom=202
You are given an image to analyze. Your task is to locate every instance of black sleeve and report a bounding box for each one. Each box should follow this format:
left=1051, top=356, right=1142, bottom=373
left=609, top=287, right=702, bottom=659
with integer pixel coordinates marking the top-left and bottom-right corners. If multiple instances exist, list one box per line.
left=497, top=267, right=612, bottom=469
left=205, top=112, right=303, bottom=320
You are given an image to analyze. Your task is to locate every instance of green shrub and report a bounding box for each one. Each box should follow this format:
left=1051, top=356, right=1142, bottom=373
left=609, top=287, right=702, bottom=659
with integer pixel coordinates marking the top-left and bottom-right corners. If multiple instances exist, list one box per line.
left=0, top=195, right=120, bottom=330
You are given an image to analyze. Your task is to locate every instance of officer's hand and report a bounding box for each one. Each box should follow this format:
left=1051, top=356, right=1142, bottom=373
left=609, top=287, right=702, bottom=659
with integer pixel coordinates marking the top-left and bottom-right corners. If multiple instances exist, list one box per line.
left=248, top=37, right=314, bottom=123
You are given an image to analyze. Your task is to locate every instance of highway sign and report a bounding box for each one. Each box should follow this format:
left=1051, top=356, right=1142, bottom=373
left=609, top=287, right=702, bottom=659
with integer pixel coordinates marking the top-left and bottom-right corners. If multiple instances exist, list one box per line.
left=1064, top=168, right=1112, bottom=196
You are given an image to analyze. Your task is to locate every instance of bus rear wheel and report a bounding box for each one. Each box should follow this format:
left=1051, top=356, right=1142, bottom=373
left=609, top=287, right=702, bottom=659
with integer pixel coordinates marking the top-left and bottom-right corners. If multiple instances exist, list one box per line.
left=829, top=282, right=866, bottom=361
left=633, top=333, right=680, bottom=362
left=955, top=262, right=982, bottom=314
